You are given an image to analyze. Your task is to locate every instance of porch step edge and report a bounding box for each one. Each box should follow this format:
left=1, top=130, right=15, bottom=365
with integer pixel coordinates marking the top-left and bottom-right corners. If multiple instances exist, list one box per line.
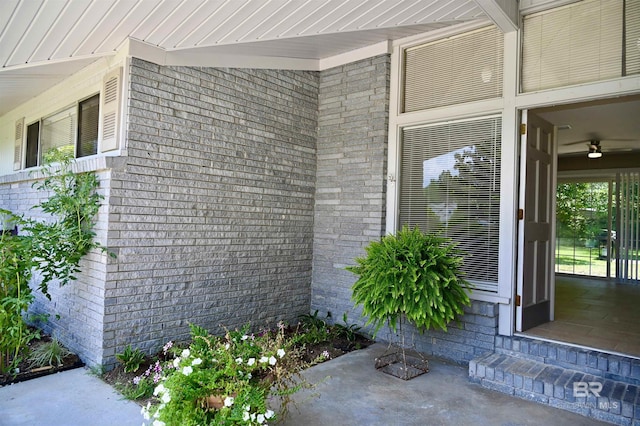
left=470, top=352, right=640, bottom=425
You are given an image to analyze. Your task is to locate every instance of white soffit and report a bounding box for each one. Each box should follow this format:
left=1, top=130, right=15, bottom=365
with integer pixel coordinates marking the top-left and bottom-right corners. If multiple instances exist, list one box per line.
left=0, top=0, right=497, bottom=116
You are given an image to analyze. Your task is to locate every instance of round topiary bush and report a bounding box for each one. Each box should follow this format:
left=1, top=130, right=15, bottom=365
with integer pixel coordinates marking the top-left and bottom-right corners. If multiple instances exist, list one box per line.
left=347, top=226, right=472, bottom=337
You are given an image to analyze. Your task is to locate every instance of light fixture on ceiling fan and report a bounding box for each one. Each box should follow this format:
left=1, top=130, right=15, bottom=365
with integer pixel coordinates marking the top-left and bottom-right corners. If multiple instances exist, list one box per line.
left=588, top=140, right=602, bottom=159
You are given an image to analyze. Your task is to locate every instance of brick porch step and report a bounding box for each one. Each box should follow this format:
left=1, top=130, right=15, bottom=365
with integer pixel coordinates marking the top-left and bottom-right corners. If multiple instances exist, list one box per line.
left=470, top=339, right=640, bottom=425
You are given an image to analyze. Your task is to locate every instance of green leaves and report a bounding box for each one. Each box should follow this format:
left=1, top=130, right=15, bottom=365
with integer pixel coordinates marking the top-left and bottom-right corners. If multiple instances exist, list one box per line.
left=347, top=226, right=472, bottom=337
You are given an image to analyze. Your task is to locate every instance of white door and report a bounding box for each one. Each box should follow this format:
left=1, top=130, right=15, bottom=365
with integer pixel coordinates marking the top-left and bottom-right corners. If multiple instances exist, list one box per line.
left=516, top=110, right=557, bottom=332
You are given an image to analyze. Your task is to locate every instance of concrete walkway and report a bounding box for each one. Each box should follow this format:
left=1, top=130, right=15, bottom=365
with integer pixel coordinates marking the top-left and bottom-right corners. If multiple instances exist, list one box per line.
left=0, top=343, right=607, bottom=426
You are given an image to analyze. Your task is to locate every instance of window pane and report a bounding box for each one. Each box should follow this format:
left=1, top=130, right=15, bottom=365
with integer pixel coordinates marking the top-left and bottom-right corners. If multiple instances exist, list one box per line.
left=399, top=117, right=502, bottom=289
left=25, top=121, right=39, bottom=168
left=41, top=105, right=76, bottom=162
left=77, top=94, right=99, bottom=158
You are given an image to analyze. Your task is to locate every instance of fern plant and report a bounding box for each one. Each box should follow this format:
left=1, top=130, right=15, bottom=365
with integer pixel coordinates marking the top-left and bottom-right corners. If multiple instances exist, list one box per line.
left=347, top=226, right=472, bottom=337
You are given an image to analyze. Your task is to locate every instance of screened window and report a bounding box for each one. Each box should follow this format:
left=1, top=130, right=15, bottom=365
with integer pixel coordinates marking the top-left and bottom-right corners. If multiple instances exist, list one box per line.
left=41, top=105, right=77, bottom=162
left=403, top=26, right=504, bottom=113
left=521, top=0, right=640, bottom=92
left=399, top=116, right=502, bottom=290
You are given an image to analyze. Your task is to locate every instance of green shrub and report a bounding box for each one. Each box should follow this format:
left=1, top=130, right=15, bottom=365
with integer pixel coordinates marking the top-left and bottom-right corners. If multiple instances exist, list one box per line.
left=116, top=345, right=146, bottom=373
left=347, top=226, right=472, bottom=337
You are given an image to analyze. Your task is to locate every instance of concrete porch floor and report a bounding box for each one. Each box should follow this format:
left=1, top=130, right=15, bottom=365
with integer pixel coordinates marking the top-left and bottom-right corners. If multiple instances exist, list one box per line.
left=0, top=343, right=607, bottom=426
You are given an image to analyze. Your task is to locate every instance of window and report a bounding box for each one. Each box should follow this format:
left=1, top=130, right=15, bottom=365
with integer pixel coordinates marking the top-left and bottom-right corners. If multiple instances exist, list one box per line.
left=399, top=116, right=502, bottom=291
left=25, top=121, right=39, bottom=168
left=403, top=26, right=504, bottom=112
left=23, top=94, right=99, bottom=168
left=521, top=0, right=640, bottom=92
left=77, top=94, right=100, bottom=158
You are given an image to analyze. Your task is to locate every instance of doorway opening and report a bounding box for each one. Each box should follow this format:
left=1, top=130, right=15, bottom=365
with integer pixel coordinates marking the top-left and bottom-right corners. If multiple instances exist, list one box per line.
left=520, top=95, right=640, bottom=357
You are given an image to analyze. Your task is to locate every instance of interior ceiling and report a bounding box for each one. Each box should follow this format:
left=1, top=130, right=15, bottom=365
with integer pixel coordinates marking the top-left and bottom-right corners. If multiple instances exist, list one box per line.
left=0, top=0, right=496, bottom=116
left=535, top=96, right=640, bottom=157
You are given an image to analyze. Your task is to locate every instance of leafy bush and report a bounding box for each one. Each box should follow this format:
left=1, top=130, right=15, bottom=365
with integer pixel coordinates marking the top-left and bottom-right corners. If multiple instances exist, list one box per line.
left=142, top=324, right=306, bottom=426
left=0, top=150, right=106, bottom=373
left=347, top=226, right=472, bottom=337
left=116, top=345, right=146, bottom=374
left=29, top=338, right=72, bottom=368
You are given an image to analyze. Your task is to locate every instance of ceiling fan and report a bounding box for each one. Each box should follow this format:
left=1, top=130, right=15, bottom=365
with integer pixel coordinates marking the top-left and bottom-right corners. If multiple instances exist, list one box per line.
left=563, top=137, right=637, bottom=158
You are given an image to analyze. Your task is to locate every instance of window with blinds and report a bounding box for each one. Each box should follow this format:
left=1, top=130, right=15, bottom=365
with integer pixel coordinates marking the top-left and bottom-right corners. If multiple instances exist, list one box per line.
left=41, top=105, right=77, bottom=162
left=402, top=26, right=504, bottom=113
left=521, top=0, right=640, bottom=93
left=399, top=116, right=502, bottom=291
left=77, top=94, right=100, bottom=158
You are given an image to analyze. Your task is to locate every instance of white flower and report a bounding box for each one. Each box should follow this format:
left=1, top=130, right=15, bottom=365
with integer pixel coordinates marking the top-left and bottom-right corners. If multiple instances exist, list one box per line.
left=244, top=405, right=251, bottom=412
left=259, top=356, right=269, bottom=363
left=161, top=392, right=171, bottom=404
left=181, top=348, right=191, bottom=358
left=225, top=343, right=230, bottom=350
left=247, top=358, right=255, bottom=366
left=269, top=356, right=277, bottom=366
left=257, top=414, right=265, bottom=424
left=241, top=335, right=249, bottom=340
left=224, top=396, right=234, bottom=407
left=172, top=358, right=181, bottom=368
left=265, top=410, right=275, bottom=419
left=141, top=403, right=151, bottom=420
left=182, top=366, right=193, bottom=376
left=242, top=411, right=250, bottom=421
left=153, top=384, right=166, bottom=396
left=152, top=421, right=166, bottom=426
left=277, top=348, right=285, bottom=358
left=191, top=358, right=202, bottom=366
left=247, top=372, right=252, bottom=379
left=235, top=357, right=243, bottom=364
left=250, top=413, right=257, bottom=421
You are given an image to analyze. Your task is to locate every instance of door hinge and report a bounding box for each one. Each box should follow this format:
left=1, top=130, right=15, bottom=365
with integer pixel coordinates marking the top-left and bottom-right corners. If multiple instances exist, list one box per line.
left=520, top=123, right=526, bottom=135
left=515, top=295, right=521, bottom=307
left=518, top=209, right=524, bottom=220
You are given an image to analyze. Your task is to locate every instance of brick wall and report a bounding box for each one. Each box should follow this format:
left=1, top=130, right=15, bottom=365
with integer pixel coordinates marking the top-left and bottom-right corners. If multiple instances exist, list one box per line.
left=311, top=55, right=390, bottom=327
left=0, top=158, right=111, bottom=366
left=102, top=59, right=319, bottom=366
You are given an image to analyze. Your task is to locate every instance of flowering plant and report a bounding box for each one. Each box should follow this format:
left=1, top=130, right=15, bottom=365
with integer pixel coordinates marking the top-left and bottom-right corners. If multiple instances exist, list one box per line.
left=142, top=324, right=304, bottom=426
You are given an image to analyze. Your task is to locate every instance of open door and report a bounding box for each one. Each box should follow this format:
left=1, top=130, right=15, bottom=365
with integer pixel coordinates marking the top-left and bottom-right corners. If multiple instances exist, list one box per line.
left=516, top=110, right=557, bottom=332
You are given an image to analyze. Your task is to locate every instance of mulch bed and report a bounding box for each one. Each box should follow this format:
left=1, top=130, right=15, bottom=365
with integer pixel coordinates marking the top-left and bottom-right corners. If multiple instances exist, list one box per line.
left=0, top=333, right=84, bottom=387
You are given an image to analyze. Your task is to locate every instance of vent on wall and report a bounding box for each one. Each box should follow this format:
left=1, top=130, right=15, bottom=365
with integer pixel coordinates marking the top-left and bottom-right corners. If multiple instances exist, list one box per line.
left=402, top=26, right=504, bottom=113
left=14, top=117, right=24, bottom=171
left=100, top=67, right=122, bottom=153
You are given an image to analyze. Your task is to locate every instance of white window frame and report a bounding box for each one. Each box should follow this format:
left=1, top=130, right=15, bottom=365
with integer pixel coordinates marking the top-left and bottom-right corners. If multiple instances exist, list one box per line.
left=387, top=22, right=518, bottom=314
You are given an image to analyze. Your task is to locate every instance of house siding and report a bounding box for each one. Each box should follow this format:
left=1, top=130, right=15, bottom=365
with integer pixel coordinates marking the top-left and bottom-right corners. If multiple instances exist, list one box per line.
left=101, top=59, right=319, bottom=366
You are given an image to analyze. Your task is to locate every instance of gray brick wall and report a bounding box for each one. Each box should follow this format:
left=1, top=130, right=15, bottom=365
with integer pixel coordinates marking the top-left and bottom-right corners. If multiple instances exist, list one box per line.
left=311, top=55, right=390, bottom=328
left=102, top=59, right=319, bottom=366
left=0, top=160, right=111, bottom=367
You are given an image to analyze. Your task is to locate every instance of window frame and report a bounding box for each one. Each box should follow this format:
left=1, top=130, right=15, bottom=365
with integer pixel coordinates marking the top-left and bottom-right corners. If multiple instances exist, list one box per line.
left=23, top=92, right=100, bottom=169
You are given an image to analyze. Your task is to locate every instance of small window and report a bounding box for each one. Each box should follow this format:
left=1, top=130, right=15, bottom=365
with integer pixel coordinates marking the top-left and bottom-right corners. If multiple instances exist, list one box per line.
left=25, top=121, right=40, bottom=168
left=77, top=94, right=100, bottom=158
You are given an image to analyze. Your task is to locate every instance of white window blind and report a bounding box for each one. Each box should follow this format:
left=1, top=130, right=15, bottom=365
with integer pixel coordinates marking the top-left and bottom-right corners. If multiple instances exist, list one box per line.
left=399, top=116, right=502, bottom=290
left=626, top=0, right=640, bottom=76
left=403, top=26, right=504, bottom=113
left=41, top=105, right=77, bottom=162
left=521, top=0, right=639, bottom=92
